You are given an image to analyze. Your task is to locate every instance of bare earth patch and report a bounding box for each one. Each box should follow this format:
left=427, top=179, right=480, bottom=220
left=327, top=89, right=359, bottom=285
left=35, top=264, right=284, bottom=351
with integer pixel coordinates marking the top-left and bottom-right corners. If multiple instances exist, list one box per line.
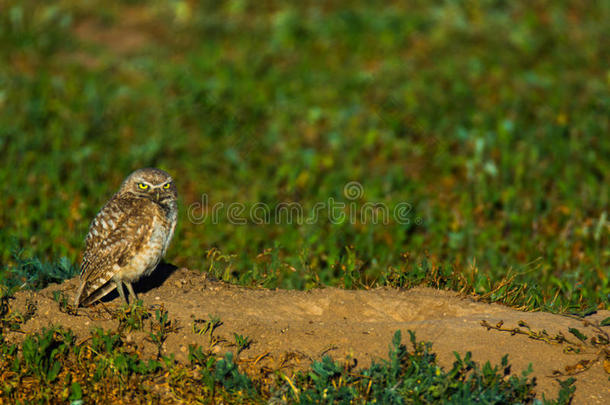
left=6, top=267, right=610, bottom=404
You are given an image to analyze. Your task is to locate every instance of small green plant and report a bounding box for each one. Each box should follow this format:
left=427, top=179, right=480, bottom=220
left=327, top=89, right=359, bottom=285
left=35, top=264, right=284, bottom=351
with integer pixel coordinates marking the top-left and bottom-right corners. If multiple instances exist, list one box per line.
left=148, top=306, right=178, bottom=359
left=69, top=381, right=83, bottom=402
left=232, top=333, right=252, bottom=357
left=85, top=327, right=162, bottom=382
left=90, top=327, right=122, bottom=353
left=205, top=248, right=238, bottom=282
left=188, top=343, right=220, bottom=396
left=52, top=290, right=78, bottom=315
left=21, top=327, right=74, bottom=384
left=187, top=344, right=256, bottom=400
left=193, top=314, right=223, bottom=345
left=214, top=352, right=254, bottom=395
left=188, top=344, right=213, bottom=367
left=544, top=378, right=576, bottom=405
left=114, top=300, right=150, bottom=332
left=84, top=328, right=121, bottom=381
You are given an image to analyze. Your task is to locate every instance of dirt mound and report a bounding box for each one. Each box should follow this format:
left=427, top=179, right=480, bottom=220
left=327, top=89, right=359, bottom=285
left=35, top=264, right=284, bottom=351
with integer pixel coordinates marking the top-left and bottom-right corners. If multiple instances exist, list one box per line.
left=6, top=267, right=610, bottom=403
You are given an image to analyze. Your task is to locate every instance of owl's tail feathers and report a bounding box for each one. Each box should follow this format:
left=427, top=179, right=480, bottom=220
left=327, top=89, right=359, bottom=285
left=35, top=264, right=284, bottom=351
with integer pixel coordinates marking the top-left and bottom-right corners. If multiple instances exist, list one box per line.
left=74, top=279, right=117, bottom=307
left=73, top=279, right=87, bottom=307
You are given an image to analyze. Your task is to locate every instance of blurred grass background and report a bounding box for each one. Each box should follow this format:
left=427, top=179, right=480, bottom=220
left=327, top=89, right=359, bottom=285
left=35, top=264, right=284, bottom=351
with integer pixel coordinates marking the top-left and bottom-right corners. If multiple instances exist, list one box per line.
left=0, top=0, right=608, bottom=311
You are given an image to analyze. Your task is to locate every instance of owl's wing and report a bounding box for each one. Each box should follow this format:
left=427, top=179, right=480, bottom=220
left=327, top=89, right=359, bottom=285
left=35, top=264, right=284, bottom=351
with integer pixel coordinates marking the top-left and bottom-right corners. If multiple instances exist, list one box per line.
left=76, top=198, right=154, bottom=304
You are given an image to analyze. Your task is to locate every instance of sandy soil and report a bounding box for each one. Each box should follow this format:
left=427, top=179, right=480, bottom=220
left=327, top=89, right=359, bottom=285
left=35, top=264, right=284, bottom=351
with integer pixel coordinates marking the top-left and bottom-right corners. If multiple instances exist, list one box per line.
left=6, top=266, right=609, bottom=404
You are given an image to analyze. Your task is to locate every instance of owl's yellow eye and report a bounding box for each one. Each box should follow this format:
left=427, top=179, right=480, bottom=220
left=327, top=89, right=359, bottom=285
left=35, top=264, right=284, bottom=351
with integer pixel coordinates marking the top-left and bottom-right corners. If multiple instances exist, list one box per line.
left=138, top=183, right=149, bottom=190
left=163, top=183, right=171, bottom=189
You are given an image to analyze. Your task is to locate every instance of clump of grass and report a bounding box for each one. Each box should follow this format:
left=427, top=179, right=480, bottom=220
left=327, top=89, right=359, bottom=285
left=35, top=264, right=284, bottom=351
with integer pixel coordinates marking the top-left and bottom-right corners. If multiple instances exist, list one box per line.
left=192, top=314, right=224, bottom=345
left=147, top=306, right=178, bottom=359
left=20, top=327, right=74, bottom=384
left=214, top=352, right=256, bottom=396
left=274, top=330, right=575, bottom=404
left=1, top=248, right=77, bottom=293
left=114, top=300, right=150, bottom=332
left=83, top=327, right=163, bottom=382
left=52, top=290, right=78, bottom=315
left=232, top=333, right=252, bottom=358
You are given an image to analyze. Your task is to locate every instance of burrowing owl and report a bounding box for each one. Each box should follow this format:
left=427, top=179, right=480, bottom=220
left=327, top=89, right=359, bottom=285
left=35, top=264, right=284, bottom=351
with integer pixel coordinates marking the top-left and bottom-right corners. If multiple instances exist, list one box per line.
left=73, top=168, right=178, bottom=307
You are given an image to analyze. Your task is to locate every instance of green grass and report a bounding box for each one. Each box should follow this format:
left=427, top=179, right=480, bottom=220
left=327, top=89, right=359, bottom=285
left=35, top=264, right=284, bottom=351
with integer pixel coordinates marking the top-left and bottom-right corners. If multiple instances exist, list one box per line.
left=1, top=0, right=608, bottom=310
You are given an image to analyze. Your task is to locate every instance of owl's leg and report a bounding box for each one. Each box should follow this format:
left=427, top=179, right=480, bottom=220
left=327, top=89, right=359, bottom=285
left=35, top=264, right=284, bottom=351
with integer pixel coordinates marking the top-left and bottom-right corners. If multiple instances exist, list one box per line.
left=125, top=281, right=139, bottom=303
left=115, top=280, right=128, bottom=304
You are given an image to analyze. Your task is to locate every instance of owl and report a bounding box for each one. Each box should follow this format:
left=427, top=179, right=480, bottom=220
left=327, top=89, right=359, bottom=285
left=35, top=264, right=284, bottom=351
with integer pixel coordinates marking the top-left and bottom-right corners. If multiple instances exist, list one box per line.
left=73, top=168, right=178, bottom=307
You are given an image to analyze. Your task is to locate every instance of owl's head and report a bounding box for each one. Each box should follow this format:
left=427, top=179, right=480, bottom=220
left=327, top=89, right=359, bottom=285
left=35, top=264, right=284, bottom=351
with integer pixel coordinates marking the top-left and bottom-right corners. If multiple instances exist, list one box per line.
left=119, top=168, right=177, bottom=205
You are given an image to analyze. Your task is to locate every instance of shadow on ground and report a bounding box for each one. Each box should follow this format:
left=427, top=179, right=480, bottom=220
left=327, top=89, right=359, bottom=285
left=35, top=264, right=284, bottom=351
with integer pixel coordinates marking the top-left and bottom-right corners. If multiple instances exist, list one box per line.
left=99, top=261, right=179, bottom=303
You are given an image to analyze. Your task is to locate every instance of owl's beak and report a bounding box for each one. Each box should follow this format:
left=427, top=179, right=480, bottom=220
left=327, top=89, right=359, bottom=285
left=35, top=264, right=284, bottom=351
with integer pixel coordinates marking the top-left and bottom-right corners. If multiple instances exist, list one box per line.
left=154, top=190, right=160, bottom=202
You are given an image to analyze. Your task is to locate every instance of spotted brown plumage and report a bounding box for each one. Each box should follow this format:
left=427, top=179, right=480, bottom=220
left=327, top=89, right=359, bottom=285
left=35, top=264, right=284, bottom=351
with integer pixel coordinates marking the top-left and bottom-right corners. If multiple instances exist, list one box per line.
left=74, top=168, right=178, bottom=307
